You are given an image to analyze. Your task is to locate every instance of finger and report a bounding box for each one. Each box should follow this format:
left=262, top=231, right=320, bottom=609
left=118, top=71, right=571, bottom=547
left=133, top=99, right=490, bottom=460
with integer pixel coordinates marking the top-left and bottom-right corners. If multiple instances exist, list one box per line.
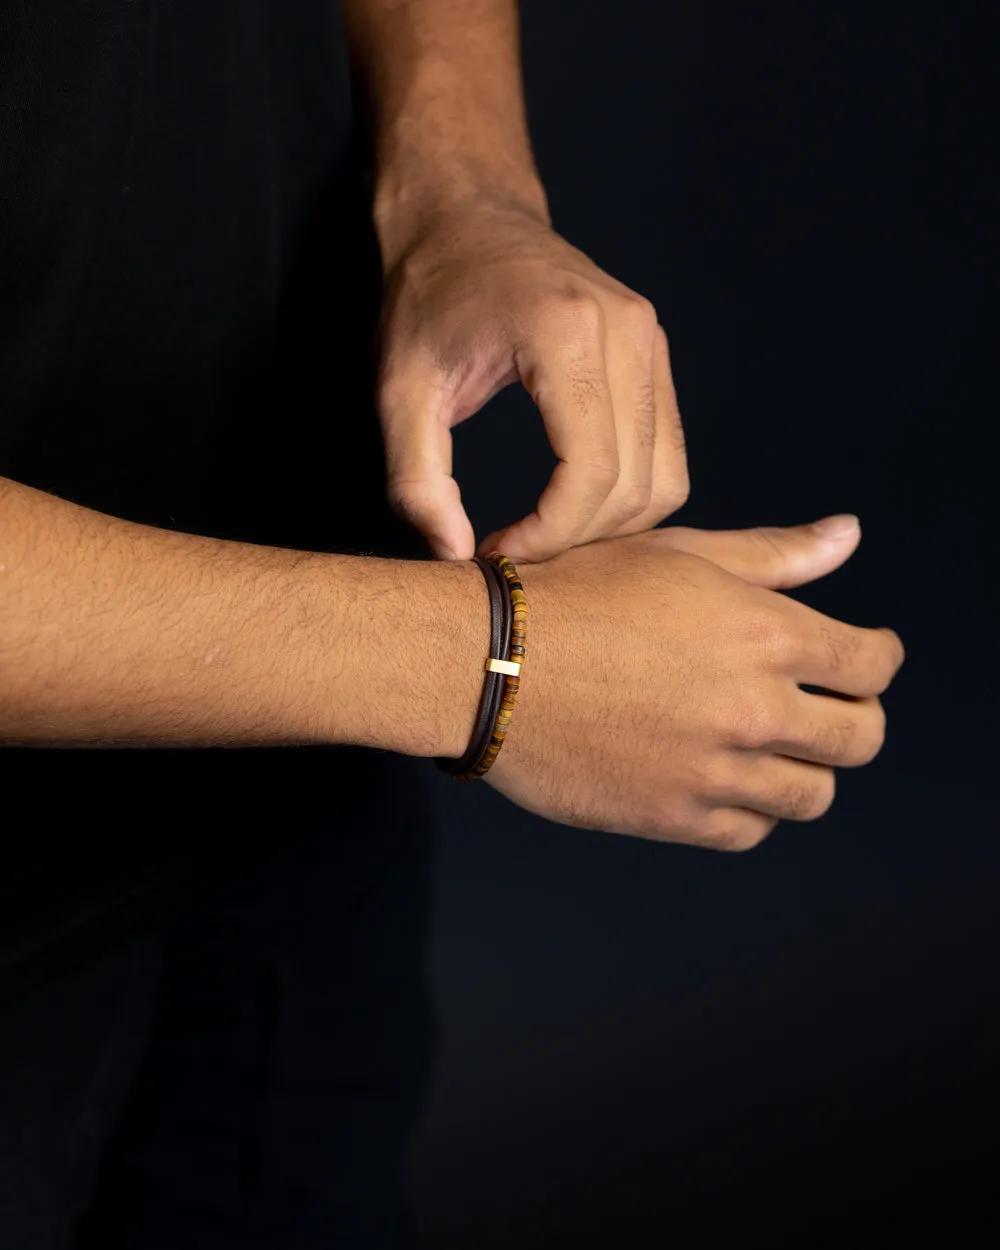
left=478, top=300, right=619, bottom=563
left=612, top=324, right=690, bottom=536
left=785, top=603, right=906, bottom=698
left=774, top=692, right=887, bottom=768
left=656, top=514, right=862, bottom=587
left=715, top=755, right=837, bottom=824
left=696, top=806, right=778, bottom=853
left=577, top=297, right=658, bottom=542
left=379, top=356, right=477, bottom=560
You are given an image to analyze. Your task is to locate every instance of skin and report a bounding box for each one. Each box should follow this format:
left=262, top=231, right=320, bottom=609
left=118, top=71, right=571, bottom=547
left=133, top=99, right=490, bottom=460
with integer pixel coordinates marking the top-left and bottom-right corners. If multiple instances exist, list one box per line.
left=342, top=0, right=688, bottom=564
left=0, top=1, right=906, bottom=852
left=0, top=478, right=904, bottom=850
left=490, top=516, right=904, bottom=851
left=0, top=477, right=482, bottom=755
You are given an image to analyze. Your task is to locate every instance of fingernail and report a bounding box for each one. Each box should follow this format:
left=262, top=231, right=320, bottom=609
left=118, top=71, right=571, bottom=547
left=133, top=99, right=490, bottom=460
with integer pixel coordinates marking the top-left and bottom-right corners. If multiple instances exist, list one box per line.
left=429, top=539, right=458, bottom=561
left=813, top=513, right=859, bottom=539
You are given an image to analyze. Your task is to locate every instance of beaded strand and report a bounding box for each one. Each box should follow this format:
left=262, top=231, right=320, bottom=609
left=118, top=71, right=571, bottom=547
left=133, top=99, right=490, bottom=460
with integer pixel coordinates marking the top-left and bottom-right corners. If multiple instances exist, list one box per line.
left=468, top=551, right=526, bottom=778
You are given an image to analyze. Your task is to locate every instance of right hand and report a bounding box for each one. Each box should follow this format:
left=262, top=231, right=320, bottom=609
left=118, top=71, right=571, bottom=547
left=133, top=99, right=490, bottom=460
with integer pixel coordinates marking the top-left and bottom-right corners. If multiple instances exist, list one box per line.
left=488, top=515, right=905, bottom=851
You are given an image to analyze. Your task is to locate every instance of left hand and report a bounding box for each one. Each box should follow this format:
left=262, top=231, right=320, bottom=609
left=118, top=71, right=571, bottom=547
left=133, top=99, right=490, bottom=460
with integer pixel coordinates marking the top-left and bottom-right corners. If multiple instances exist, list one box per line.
left=376, top=197, right=689, bottom=563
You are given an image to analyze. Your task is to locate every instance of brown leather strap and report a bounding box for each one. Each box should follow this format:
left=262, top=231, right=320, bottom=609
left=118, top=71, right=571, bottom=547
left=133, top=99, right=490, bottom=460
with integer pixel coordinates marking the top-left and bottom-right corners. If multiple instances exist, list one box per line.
left=437, top=555, right=513, bottom=777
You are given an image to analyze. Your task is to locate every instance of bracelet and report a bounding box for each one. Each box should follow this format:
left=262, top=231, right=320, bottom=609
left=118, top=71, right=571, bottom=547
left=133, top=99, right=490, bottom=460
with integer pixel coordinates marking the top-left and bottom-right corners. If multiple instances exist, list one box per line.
left=435, top=556, right=510, bottom=778
left=436, top=551, right=526, bottom=781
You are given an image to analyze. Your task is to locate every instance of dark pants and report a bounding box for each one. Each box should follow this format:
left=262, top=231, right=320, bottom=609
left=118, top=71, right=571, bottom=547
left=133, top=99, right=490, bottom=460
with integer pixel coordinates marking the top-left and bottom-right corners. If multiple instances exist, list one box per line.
left=0, top=754, right=435, bottom=1250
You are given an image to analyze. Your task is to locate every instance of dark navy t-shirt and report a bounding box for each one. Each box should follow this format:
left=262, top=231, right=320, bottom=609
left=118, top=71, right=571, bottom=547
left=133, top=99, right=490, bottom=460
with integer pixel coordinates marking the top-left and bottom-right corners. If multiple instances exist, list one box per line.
left=0, top=1, right=419, bottom=998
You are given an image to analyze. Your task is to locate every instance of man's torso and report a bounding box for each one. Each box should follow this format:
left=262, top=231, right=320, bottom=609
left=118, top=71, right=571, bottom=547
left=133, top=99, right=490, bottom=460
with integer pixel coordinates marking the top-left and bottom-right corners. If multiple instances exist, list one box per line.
left=0, top=0, right=418, bottom=994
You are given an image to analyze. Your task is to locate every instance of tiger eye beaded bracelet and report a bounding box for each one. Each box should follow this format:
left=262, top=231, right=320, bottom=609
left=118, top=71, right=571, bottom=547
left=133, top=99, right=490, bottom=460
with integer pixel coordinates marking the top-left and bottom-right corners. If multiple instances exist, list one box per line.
left=436, top=551, right=527, bottom=781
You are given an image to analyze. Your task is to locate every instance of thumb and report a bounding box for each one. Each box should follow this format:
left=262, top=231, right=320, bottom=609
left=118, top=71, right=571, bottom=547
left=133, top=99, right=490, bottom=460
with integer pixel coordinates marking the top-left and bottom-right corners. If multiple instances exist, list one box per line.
left=379, top=364, right=477, bottom=561
left=657, top=514, right=861, bottom=587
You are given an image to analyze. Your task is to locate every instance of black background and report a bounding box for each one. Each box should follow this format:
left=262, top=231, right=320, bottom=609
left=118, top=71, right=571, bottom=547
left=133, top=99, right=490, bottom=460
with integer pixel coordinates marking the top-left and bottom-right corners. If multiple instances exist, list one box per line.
left=409, top=2, right=997, bottom=1246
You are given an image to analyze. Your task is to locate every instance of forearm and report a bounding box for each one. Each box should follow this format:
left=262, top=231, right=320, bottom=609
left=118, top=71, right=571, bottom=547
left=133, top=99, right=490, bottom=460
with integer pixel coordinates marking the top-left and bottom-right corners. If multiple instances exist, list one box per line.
left=0, top=477, right=481, bottom=752
left=341, top=0, right=549, bottom=265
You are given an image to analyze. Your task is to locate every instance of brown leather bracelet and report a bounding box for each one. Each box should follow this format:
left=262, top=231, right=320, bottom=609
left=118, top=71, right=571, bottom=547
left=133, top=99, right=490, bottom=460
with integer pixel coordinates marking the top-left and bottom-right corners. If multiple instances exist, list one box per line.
left=436, top=555, right=512, bottom=778
left=467, top=553, right=526, bottom=778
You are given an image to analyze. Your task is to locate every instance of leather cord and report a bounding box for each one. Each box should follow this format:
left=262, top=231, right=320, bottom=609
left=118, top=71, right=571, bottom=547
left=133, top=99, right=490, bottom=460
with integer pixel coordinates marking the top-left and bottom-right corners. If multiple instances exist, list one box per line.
left=436, top=555, right=513, bottom=777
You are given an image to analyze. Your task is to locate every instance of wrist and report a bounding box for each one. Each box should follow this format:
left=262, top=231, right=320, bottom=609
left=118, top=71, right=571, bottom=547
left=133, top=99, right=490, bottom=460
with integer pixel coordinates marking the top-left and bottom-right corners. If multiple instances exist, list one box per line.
left=373, top=160, right=550, bottom=275
left=317, top=552, right=485, bottom=759
left=372, top=139, right=550, bottom=276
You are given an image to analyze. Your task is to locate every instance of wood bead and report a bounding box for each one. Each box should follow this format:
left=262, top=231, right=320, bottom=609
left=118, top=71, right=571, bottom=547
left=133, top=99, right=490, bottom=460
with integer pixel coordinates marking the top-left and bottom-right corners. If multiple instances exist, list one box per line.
left=467, top=552, right=527, bottom=778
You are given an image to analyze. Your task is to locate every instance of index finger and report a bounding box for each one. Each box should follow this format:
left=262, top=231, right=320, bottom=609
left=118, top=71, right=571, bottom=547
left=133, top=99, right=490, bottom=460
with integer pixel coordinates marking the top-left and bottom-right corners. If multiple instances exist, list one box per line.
left=484, top=304, right=620, bottom=563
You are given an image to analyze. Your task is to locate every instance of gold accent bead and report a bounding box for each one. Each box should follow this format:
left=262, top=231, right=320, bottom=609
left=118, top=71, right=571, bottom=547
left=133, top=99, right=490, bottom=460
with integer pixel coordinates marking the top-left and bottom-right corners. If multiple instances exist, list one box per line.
left=485, top=657, right=522, bottom=677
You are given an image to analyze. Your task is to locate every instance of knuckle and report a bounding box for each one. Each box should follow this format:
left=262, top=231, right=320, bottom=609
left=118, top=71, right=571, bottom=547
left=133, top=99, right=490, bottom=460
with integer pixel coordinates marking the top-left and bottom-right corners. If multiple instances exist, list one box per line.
left=733, top=693, right=781, bottom=749
left=822, top=625, right=860, bottom=677
left=385, top=473, right=449, bottom=531
left=746, top=526, right=789, bottom=578
left=615, top=478, right=654, bottom=520
left=671, top=467, right=692, bottom=509
left=632, top=800, right=690, bottom=843
left=546, top=290, right=605, bottom=339
left=816, top=627, right=840, bottom=673
left=619, top=292, right=658, bottom=333
left=710, top=824, right=748, bottom=852
left=873, top=630, right=905, bottom=692
left=693, top=754, right=740, bottom=803
left=385, top=481, right=423, bottom=526
left=648, top=473, right=690, bottom=520
left=385, top=475, right=411, bottom=507
left=815, top=773, right=838, bottom=817
left=647, top=495, right=684, bottom=528
left=871, top=696, right=888, bottom=743
left=581, top=451, right=621, bottom=494
left=858, top=700, right=887, bottom=763
left=885, top=628, right=906, bottom=671
left=763, top=617, right=800, bottom=668
left=709, top=818, right=774, bottom=854
left=818, top=715, right=858, bottom=764
left=870, top=667, right=891, bottom=697
left=782, top=772, right=836, bottom=821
